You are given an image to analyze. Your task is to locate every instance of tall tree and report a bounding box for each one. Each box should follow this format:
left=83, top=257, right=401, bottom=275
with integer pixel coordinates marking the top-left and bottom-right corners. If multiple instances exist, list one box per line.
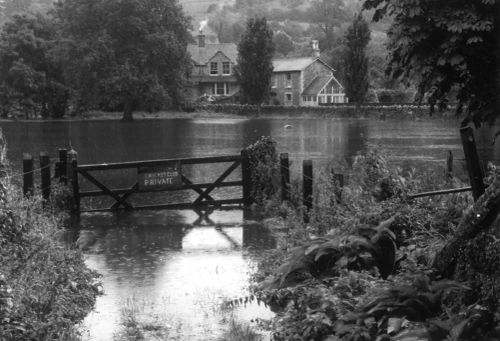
left=363, top=0, right=499, bottom=125
left=54, top=0, right=191, bottom=121
left=236, top=17, right=274, bottom=108
left=343, top=13, right=370, bottom=103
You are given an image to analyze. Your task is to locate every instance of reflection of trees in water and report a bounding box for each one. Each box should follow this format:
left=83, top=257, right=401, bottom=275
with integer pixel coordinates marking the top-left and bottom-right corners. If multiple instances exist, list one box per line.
left=344, top=120, right=368, bottom=166
left=73, top=211, right=188, bottom=279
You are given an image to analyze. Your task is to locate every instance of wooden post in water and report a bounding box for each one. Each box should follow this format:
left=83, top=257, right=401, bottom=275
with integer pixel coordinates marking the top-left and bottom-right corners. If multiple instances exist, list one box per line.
left=446, top=150, right=453, bottom=181
left=280, top=153, right=290, bottom=202
left=303, top=159, right=313, bottom=222
left=39, top=152, right=51, bottom=201
left=460, top=127, right=485, bottom=200
left=58, top=148, right=68, bottom=184
left=23, top=153, right=34, bottom=196
left=70, top=151, right=80, bottom=213
left=241, top=149, right=252, bottom=208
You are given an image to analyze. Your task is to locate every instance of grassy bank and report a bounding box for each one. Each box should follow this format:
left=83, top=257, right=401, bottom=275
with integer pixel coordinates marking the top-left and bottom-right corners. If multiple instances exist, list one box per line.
left=0, top=156, right=99, bottom=339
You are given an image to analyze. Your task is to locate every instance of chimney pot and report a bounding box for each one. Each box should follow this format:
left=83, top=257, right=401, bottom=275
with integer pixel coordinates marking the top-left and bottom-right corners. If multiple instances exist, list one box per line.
left=311, top=40, right=320, bottom=58
left=198, top=33, right=205, bottom=48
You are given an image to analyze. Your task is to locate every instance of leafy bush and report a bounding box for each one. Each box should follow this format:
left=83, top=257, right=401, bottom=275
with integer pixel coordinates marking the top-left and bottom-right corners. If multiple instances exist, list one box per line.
left=246, top=147, right=498, bottom=341
left=245, top=136, right=280, bottom=207
left=0, top=179, right=99, bottom=340
left=376, top=89, right=417, bottom=104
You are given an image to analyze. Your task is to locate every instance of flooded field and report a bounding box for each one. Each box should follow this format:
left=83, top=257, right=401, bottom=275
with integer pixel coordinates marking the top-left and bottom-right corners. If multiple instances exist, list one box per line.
left=1, top=116, right=498, bottom=340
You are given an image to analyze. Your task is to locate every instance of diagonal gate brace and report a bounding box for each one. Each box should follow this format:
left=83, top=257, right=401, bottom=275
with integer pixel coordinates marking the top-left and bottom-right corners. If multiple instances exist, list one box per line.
left=110, top=183, right=139, bottom=210
left=193, top=160, right=241, bottom=206
left=79, top=170, right=133, bottom=210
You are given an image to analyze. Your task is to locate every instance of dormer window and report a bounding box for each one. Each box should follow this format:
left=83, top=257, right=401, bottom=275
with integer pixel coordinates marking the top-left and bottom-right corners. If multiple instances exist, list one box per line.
left=210, top=62, right=218, bottom=75
left=222, top=62, right=230, bottom=75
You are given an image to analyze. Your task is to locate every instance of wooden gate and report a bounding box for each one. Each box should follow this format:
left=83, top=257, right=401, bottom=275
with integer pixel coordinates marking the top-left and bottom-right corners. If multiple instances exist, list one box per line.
left=71, top=152, right=252, bottom=213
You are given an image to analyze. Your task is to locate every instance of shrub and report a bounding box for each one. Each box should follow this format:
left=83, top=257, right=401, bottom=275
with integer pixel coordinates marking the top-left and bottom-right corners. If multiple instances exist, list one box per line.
left=376, top=89, right=416, bottom=103
left=0, top=178, right=99, bottom=340
left=248, top=147, right=498, bottom=341
left=245, top=136, right=280, bottom=208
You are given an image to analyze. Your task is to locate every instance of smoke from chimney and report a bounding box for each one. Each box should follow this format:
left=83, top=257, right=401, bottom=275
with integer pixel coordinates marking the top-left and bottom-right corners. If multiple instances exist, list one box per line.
left=199, top=19, right=208, bottom=33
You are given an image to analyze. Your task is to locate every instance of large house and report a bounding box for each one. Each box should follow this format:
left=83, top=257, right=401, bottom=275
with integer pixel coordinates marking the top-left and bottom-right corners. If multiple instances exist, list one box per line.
left=186, top=31, right=239, bottom=102
left=271, top=41, right=347, bottom=106
left=186, top=35, right=346, bottom=106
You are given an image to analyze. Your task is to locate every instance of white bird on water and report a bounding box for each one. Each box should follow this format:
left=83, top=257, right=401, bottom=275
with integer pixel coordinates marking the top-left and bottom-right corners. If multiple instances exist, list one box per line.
left=284, top=124, right=293, bottom=129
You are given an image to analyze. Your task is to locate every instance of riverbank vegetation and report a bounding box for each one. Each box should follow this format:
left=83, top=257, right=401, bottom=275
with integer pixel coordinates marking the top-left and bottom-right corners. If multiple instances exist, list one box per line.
left=0, top=145, right=99, bottom=339
left=239, top=137, right=500, bottom=340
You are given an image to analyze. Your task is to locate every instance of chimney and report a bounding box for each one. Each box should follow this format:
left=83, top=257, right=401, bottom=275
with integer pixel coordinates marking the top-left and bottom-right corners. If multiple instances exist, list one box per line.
left=198, top=31, right=206, bottom=48
left=311, top=40, right=320, bottom=58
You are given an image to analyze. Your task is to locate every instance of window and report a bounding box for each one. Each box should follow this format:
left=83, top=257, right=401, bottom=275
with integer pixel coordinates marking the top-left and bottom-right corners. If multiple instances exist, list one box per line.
left=212, top=82, right=229, bottom=95
left=272, top=76, right=277, bottom=88
left=285, top=73, right=292, bottom=88
left=312, top=96, right=317, bottom=102
left=210, top=62, right=218, bottom=75
left=302, top=96, right=307, bottom=102
left=222, top=62, right=230, bottom=75
left=216, top=82, right=225, bottom=95
left=285, top=93, right=292, bottom=102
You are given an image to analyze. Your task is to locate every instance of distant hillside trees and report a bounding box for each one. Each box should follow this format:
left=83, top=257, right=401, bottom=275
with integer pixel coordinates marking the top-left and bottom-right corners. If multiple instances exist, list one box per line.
left=343, top=13, right=370, bottom=103
left=236, top=17, right=274, bottom=108
left=308, top=0, right=346, bottom=50
left=0, top=0, right=53, bottom=26
left=273, top=31, right=294, bottom=57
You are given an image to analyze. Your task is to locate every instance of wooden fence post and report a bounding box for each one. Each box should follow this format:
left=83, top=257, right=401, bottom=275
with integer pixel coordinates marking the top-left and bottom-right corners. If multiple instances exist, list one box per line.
left=446, top=150, right=453, bottom=181
left=280, top=153, right=290, bottom=202
left=70, top=152, right=80, bottom=213
left=460, top=127, right=485, bottom=200
left=333, top=172, right=344, bottom=203
left=23, top=153, right=34, bottom=196
left=241, top=149, right=252, bottom=207
left=303, top=159, right=313, bottom=223
left=39, top=152, right=51, bottom=201
left=58, top=148, right=68, bottom=184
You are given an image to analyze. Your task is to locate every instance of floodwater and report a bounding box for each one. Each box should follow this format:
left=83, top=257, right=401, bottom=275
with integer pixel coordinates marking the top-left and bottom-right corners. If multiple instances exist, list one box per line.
left=1, top=116, right=498, bottom=340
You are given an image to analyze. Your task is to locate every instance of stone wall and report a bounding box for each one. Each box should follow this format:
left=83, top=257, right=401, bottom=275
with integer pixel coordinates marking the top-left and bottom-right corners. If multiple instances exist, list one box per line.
left=194, top=104, right=456, bottom=119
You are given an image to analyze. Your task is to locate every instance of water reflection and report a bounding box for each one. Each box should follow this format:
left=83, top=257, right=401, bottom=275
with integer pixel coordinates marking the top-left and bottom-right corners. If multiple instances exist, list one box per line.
left=75, top=210, right=275, bottom=341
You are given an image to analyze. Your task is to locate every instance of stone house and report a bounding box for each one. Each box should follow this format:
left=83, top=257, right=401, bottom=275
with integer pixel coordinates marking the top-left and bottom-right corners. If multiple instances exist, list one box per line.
left=186, top=31, right=239, bottom=102
left=271, top=41, right=347, bottom=106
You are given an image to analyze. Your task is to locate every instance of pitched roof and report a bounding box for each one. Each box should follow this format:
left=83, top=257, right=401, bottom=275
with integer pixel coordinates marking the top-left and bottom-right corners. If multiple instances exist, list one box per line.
left=188, top=43, right=238, bottom=65
left=272, top=57, right=337, bottom=73
left=272, top=57, right=316, bottom=72
left=302, top=74, right=333, bottom=96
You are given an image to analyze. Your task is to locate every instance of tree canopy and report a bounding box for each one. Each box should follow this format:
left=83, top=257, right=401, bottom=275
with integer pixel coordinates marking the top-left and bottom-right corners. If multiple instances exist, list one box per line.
left=343, top=13, right=371, bottom=103
left=54, top=0, right=191, bottom=120
left=363, top=0, right=500, bottom=124
left=236, top=17, right=274, bottom=107
left=0, top=12, right=68, bottom=118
